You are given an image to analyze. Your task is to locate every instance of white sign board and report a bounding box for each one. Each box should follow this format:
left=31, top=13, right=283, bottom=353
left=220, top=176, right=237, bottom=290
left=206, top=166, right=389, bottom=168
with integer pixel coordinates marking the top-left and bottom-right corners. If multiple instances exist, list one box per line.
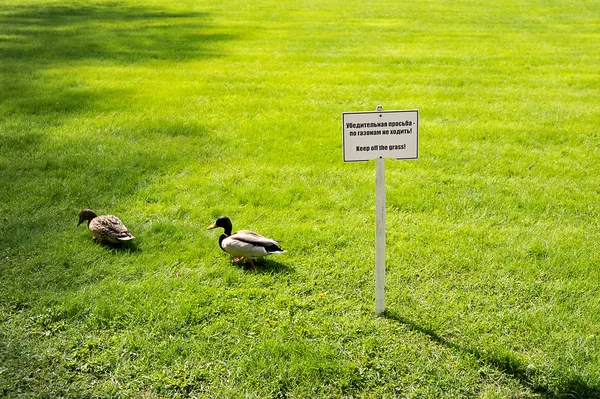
left=342, top=110, right=418, bottom=162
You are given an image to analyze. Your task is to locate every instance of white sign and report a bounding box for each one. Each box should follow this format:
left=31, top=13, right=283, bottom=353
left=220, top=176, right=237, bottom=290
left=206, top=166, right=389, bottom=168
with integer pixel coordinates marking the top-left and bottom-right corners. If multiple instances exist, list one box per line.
left=342, top=110, right=419, bottom=162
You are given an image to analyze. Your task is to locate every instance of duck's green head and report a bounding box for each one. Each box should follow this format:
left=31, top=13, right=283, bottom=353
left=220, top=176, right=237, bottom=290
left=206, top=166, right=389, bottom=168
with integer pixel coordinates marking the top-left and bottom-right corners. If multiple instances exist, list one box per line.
left=207, top=216, right=233, bottom=234
left=78, top=209, right=98, bottom=226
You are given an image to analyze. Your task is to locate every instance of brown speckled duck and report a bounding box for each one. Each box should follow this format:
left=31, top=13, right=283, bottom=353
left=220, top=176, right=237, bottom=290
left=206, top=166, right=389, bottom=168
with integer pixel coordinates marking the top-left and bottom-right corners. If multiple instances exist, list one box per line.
left=78, top=209, right=135, bottom=244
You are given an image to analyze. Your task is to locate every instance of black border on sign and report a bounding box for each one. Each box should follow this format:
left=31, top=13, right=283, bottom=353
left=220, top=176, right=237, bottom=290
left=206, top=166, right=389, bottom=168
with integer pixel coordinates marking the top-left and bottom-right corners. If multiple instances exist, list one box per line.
left=342, top=110, right=419, bottom=162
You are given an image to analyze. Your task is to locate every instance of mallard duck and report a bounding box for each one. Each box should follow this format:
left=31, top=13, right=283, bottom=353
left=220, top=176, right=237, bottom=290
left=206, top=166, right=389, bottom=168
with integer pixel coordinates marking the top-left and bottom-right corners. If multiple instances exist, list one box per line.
left=207, top=216, right=285, bottom=268
left=78, top=209, right=135, bottom=244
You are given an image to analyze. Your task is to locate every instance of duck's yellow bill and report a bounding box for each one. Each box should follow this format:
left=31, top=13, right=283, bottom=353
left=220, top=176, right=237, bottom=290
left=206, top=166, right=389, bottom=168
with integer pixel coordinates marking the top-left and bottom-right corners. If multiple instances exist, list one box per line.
left=206, top=223, right=217, bottom=230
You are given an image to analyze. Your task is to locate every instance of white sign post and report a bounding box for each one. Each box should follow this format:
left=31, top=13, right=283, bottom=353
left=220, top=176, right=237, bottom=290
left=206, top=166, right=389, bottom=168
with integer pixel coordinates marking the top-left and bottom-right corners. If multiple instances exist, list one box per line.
left=342, top=106, right=419, bottom=315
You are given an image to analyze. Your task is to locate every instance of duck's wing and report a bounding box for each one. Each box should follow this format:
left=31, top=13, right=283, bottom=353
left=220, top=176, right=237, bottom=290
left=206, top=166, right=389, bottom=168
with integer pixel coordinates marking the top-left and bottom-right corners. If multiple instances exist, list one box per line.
left=227, top=230, right=285, bottom=255
left=90, top=215, right=135, bottom=242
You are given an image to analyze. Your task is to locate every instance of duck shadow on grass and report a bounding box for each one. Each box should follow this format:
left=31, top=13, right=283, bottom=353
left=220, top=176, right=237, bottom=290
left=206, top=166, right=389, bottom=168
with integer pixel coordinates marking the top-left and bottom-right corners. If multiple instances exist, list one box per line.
left=96, top=240, right=141, bottom=254
left=233, top=258, right=295, bottom=274
left=383, top=310, right=600, bottom=399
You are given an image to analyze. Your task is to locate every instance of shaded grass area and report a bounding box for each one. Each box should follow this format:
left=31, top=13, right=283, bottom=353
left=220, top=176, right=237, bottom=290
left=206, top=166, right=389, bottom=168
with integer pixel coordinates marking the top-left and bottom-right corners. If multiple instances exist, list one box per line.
left=385, top=311, right=600, bottom=399
left=1, top=0, right=599, bottom=397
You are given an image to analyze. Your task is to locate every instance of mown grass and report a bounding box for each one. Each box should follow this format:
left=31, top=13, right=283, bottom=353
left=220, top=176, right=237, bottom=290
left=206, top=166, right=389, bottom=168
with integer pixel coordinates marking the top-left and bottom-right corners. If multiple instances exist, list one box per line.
left=1, top=0, right=599, bottom=397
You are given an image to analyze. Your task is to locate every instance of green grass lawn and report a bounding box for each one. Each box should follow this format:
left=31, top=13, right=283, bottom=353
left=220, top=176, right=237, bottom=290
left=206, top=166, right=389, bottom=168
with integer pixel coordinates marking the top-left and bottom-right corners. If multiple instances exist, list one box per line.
left=1, top=0, right=599, bottom=397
